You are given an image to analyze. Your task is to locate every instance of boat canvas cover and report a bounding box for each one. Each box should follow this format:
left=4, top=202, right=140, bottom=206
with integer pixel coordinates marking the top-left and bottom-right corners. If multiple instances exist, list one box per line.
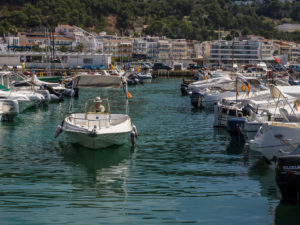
left=270, top=85, right=288, bottom=98
left=274, top=86, right=300, bottom=98
left=73, top=75, right=124, bottom=89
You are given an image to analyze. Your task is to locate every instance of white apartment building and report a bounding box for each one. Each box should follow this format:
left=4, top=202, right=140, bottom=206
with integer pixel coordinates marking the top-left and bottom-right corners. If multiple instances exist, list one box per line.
left=209, top=39, right=261, bottom=64
left=103, top=39, right=119, bottom=57
left=119, top=42, right=132, bottom=57
left=5, top=37, right=19, bottom=46
left=277, top=23, right=300, bottom=32
left=172, top=39, right=187, bottom=59
left=55, top=25, right=75, bottom=38
left=157, top=40, right=172, bottom=60
left=132, top=38, right=148, bottom=57
left=260, top=40, right=274, bottom=60
left=0, top=52, right=111, bottom=69
left=290, top=45, right=300, bottom=63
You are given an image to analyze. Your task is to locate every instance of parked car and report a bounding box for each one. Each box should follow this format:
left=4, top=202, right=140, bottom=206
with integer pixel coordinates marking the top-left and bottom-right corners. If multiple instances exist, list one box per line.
left=187, top=64, right=202, bottom=70
left=152, top=63, right=172, bottom=70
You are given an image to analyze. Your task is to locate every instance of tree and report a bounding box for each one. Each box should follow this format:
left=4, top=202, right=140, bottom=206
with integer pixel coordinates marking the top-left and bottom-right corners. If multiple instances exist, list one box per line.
left=58, top=46, right=68, bottom=52
left=75, top=43, right=84, bottom=52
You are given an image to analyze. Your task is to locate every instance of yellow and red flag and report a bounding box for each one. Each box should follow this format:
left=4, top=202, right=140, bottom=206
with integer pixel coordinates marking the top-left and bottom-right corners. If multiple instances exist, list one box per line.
left=274, top=56, right=281, bottom=65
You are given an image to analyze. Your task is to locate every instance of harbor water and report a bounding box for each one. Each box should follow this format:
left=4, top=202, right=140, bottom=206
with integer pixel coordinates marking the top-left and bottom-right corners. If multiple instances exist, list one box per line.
left=0, top=78, right=300, bottom=224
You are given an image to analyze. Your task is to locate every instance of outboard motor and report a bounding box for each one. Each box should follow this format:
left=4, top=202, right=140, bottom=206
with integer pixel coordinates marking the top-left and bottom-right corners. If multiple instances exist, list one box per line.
left=181, top=83, right=189, bottom=96
left=190, top=91, right=204, bottom=108
left=41, top=85, right=64, bottom=102
left=288, top=80, right=298, bottom=86
left=227, top=118, right=246, bottom=136
left=242, top=104, right=256, bottom=117
left=276, top=155, right=300, bottom=204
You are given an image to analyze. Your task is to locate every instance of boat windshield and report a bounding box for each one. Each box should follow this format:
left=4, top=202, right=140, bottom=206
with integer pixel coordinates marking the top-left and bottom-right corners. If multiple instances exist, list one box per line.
left=85, top=98, right=110, bottom=114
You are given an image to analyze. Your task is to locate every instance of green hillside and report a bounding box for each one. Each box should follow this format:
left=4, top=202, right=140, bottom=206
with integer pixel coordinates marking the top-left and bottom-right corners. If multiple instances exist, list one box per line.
left=0, top=0, right=299, bottom=41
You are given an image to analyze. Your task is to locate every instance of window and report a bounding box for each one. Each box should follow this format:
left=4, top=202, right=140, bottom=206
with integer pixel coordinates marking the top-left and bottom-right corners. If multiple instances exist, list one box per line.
left=83, top=58, right=93, bottom=64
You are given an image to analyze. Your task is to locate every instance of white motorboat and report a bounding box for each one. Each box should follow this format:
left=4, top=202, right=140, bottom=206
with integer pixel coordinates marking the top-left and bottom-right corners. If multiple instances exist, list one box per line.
left=249, top=121, right=300, bottom=162
left=137, top=72, right=152, bottom=80
left=241, top=85, right=300, bottom=139
left=55, top=75, right=137, bottom=149
left=0, top=84, right=44, bottom=113
left=214, top=84, right=300, bottom=129
left=200, top=75, right=267, bottom=109
left=0, top=99, right=18, bottom=121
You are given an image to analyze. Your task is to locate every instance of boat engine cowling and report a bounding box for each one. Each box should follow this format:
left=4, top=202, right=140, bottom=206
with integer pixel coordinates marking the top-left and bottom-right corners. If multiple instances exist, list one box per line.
left=181, top=83, right=189, bottom=96
left=276, top=155, right=300, bottom=203
left=190, top=91, right=204, bottom=108
left=242, top=104, right=256, bottom=117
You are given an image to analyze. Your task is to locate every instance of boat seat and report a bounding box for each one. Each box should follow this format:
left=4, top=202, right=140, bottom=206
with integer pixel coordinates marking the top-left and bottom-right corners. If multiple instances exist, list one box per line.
left=85, top=113, right=110, bottom=128
left=279, top=108, right=299, bottom=122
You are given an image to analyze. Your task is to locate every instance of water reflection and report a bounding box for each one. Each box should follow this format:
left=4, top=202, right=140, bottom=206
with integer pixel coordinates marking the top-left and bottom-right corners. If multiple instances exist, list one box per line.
left=226, top=138, right=245, bottom=155
left=275, top=203, right=300, bottom=225
left=248, top=158, right=279, bottom=199
left=60, top=144, right=135, bottom=203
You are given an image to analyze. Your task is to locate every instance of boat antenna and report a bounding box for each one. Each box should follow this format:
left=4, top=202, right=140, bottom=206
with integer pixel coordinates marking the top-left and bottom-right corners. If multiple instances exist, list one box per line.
left=68, top=78, right=75, bottom=113
left=123, top=81, right=129, bottom=115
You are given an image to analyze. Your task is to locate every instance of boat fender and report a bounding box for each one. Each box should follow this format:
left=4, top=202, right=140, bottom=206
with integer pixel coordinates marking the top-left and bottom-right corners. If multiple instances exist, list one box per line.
left=54, top=120, right=65, bottom=138
left=132, top=125, right=138, bottom=137
left=131, top=125, right=138, bottom=145
left=131, top=131, right=137, bottom=146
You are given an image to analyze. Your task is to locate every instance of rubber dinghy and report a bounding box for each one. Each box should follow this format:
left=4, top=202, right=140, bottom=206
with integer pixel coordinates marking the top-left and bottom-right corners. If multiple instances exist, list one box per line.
left=54, top=75, right=138, bottom=149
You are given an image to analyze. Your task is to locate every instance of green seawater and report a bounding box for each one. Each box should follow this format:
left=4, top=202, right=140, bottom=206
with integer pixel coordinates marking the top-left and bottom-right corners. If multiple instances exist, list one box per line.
left=0, top=78, right=299, bottom=225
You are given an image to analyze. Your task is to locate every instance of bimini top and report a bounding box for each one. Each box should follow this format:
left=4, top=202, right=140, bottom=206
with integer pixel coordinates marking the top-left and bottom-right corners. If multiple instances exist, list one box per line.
left=73, top=75, right=125, bottom=89
left=269, top=85, right=298, bottom=99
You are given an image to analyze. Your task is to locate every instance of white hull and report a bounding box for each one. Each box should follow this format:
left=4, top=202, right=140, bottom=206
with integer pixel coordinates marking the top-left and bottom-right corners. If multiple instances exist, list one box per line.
left=0, top=99, right=19, bottom=120
left=60, top=113, right=134, bottom=149
left=202, top=91, right=236, bottom=109
left=18, top=100, right=37, bottom=113
left=213, top=104, right=244, bottom=127
left=240, top=121, right=262, bottom=140
left=249, top=122, right=300, bottom=161
left=64, top=131, right=129, bottom=149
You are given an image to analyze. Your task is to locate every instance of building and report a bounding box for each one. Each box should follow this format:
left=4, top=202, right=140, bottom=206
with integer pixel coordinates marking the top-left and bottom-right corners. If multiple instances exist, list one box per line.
left=55, top=25, right=76, bottom=38
left=259, top=39, right=274, bottom=60
left=277, top=23, right=300, bottom=32
left=290, top=45, right=300, bottom=63
left=0, top=52, right=111, bottom=69
left=103, top=39, right=119, bottom=57
left=186, top=40, right=202, bottom=59
left=157, top=40, right=172, bottom=60
left=171, top=39, right=187, bottom=60
left=17, top=32, right=75, bottom=50
left=132, top=38, right=148, bottom=58
left=209, top=39, right=262, bottom=64
left=119, top=42, right=132, bottom=58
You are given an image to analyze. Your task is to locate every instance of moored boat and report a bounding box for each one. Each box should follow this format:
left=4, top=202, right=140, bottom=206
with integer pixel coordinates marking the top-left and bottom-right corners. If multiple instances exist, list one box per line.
left=55, top=75, right=138, bottom=149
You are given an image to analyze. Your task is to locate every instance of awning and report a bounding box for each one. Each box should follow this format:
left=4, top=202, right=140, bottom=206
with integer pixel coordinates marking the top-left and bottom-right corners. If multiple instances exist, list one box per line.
left=73, top=75, right=125, bottom=89
left=270, top=85, right=287, bottom=98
